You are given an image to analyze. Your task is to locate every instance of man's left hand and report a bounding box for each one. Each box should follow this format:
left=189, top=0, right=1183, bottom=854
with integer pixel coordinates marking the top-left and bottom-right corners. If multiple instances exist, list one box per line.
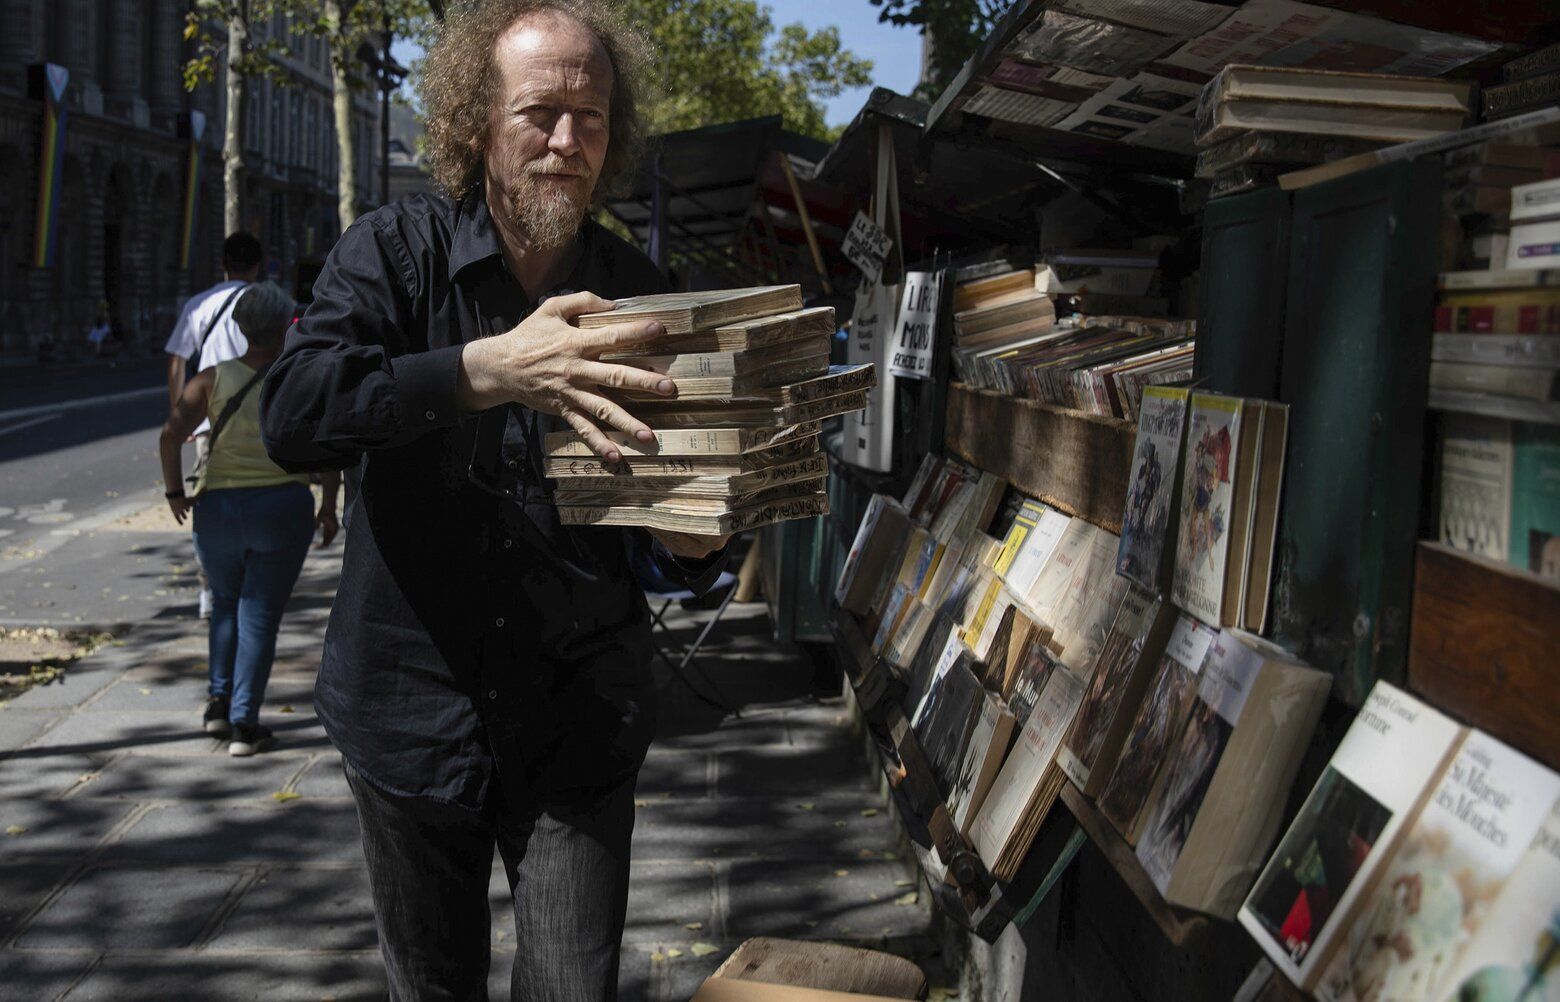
left=650, top=529, right=730, bottom=561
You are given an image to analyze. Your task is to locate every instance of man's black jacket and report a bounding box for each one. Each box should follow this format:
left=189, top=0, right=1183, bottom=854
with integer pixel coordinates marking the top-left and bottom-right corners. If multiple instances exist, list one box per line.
left=261, top=189, right=725, bottom=810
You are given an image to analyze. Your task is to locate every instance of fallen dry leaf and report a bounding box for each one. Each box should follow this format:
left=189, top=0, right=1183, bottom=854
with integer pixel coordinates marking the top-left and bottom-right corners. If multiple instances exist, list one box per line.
left=893, top=892, right=918, bottom=906
left=271, top=791, right=301, bottom=803
left=138, top=688, right=152, bottom=695
left=833, top=869, right=849, bottom=877
left=279, top=705, right=295, bottom=714
left=690, top=942, right=719, bottom=957
left=5, top=825, right=26, bottom=836
left=665, top=947, right=684, bottom=958
left=683, top=922, right=703, bottom=931
left=795, top=802, right=814, bottom=811
left=860, top=808, right=879, bottom=817
left=649, top=951, right=666, bottom=963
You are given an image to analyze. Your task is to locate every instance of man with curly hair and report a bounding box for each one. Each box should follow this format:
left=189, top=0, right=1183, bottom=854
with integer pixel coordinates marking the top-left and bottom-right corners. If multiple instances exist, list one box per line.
left=259, top=3, right=728, bottom=998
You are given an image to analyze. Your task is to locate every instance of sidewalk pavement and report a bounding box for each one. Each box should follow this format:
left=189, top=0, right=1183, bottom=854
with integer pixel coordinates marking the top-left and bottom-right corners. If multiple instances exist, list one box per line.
left=0, top=528, right=940, bottom=1000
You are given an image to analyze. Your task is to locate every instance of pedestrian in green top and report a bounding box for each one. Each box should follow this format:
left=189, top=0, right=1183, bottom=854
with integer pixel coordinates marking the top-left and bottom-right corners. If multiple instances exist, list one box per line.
left=159, top=281, right=341, bottom=756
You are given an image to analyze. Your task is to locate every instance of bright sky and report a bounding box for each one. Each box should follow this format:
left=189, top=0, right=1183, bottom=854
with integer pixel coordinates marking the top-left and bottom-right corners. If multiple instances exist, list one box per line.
left=392, top=2, right=926, bottom=129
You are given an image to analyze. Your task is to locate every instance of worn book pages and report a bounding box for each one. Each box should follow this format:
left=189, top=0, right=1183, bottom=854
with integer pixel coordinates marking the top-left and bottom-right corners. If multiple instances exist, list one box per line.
left=576, top=285, right=803, bottom=335
left=544, top=423, right=818, bottom=458
left=602, top=305, right=836, bottom=357
left=556, top=490, right=826, bottom=534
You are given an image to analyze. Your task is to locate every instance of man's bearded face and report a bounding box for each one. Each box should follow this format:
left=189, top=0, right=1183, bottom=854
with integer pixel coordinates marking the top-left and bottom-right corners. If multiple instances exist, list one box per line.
left=485, top=11, right=613, bottom=251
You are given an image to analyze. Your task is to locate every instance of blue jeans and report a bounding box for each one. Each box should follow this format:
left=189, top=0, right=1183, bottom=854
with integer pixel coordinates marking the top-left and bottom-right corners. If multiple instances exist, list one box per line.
left=192, top=482, right=313, bottom=725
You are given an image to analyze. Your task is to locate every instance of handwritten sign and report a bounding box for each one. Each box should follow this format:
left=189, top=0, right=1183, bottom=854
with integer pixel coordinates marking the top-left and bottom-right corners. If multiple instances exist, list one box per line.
left=841, top=211, right=892, bottom=285
left=888, top=271, right=941, bottom=380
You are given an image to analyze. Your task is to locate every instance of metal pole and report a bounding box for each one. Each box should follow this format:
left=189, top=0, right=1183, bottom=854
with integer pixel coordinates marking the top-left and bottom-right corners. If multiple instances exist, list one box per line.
left=380, top=12, right=391, bottom=206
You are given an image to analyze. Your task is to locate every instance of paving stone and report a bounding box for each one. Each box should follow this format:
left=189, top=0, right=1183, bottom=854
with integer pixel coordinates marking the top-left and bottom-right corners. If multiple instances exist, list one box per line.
left=5, top=665, right=122, bottom=710
left=208, top=866, right=377, bottom=951
left=0, top=750, right=103, bottom=799
left=76, top=753, right=306, bottom=803
left=724, top=859, right=928, bottom=944
left=631, top=796, right=904, bottom=862
left=0, top=949, right=98, bottom=1002
left=636, top=749, right=715, bottom=799
left=104, top=801, right=365, bottom=864
left=83, top=676, right=209, bottom=712
left=18, top=710, right=223, bottom=757
left=651, top=710, right=791, bottom=752
left=714, top=744, right=875, bottom=797
left=619, top=944, right=726, bottom=1002
left=17, top=865, right=243, bottom=949
left=622, top=861, right=720, bottom=945
left=59, top=952, right=386, bottom=1001
left=291, top=754, right=350, bottom=798
left=0, top=708, right=66, bottom=753
left=0, top=799, right=134, bottom=860
left=0, top=861, right=76, bottom=938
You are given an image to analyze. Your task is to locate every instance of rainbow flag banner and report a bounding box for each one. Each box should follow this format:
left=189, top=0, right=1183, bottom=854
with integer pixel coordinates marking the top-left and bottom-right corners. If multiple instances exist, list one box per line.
left=179, top=110, right=207, bottom=270
left=31, top=63, right=68, bottom=269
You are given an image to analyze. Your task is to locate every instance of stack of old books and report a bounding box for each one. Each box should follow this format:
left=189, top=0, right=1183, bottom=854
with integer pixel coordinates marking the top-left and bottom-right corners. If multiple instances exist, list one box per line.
left=545, top=285, right=874, bottom=534
left=1194, top=65, right=1474, bottom=197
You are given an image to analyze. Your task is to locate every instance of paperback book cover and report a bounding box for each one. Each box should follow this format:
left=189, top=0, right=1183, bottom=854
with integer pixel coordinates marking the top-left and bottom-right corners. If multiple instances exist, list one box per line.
left=835, top=495, right=911, bottom=616
left=1097, top=612, right=1217, bottom=843
left=1057, top=587, right=1175, bottom=796
left=948, top=692, right=1019, bottom=838
left=914, top=656, right=986, bottom=798
left=1239, top=682, right=1465, bottom=991
left=1315, top=733, right=1560, bottom=1002
left=1134, top=631, right=1330, bottom=915
left=1005, top=507, right=1074, bottom=600
left=1171, top=393, right=1246, bottom=624
left=1117, top=386, right=1190, bottom=590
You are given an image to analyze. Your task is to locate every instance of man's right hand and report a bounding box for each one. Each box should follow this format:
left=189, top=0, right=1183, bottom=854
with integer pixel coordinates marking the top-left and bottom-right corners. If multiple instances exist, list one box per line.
left=456, top=291, right=677, bottom=463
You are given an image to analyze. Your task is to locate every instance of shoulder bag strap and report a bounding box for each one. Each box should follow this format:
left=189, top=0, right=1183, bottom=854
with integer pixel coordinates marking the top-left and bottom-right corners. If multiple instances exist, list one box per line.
left=188, top=284, right=248, bottom=373
left=206, top=367, right=267, bottom=451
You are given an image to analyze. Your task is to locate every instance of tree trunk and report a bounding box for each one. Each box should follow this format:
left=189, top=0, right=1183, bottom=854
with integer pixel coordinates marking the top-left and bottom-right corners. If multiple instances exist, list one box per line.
left=222, top=2, right=248, bottom=235
left=325, top=0, right=358, bottom=230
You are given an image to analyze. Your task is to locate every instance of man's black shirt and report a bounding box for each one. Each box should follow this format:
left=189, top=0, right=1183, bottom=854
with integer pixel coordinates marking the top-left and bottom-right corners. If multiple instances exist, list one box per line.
left=260, top=189, right=725, bottom=810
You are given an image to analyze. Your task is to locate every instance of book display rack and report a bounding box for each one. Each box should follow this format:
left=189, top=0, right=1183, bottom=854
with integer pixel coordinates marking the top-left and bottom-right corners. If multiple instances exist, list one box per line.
left=797, top=8, right=1560, bottom=1000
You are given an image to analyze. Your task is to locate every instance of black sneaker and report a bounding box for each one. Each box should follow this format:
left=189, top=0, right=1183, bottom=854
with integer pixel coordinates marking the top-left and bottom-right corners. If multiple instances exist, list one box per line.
left=203, top=697, right=232, bottom=737
left=228, top=723, right=273, bottom=758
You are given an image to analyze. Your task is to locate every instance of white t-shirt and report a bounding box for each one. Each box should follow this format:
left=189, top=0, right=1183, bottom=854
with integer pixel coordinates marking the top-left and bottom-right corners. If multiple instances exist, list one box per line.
left=165, top=279, right=249, bottom=435
left=165, top=279, right=249, bottom=371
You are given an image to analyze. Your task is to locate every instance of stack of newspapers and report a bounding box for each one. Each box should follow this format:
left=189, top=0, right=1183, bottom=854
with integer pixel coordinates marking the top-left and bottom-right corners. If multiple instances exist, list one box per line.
left=547, top=285, right=874, bottom=534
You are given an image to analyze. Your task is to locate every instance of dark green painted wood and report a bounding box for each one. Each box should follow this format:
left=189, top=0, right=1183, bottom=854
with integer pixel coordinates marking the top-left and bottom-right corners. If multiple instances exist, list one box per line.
left=1272, top=159, right=1443, bottom=706
left=1197, top=187, right=1292, bottom=400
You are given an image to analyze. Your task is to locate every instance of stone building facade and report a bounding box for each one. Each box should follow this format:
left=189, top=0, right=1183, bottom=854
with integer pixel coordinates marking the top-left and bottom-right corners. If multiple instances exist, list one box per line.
left=0, top=2, right=382, bottom=358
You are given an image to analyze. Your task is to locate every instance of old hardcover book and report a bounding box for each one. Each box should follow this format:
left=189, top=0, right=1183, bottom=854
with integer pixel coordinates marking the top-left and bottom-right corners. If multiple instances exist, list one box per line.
left=543, top=435, right=819, bottom=477
left=624, top=389, right=870, bottom=429
left=576, top=285, right=803, bottom=336
left=835, top=495, right=912, bottom=616
left=1196, top=101, right=1468, bottom=148
left=954, top=268, right=1036, bottom=313
left=1313, top=732, right=1560, bottom=1002
left=971, top=665, right=1087, bottom=882
left=1428, top=361, right=1560, bottom=402
left=551, top=454, right=828, bottom=498
left=543, top=423, right=818, bottom=458
left=602, top=305, right=836, bottom=357
left=615, top=354, right=829, bottom=400
left=1239, top=682, right=1464, bottom=992
left=1203, top=65, right=1472, bottom=114
left=901, top=454, right=944, bottom=515
left=1134, top=630, right=1330, bottom=917
left=1172, top=393, right=1260, bottom=627
left=624, top=363, right=876, bottom=407
left=948, top=692, right=1019, bottom=839
left=1097, top=612, right=1217, bottom=844
left=555, top=490, right=827, bottom=535
left=611, top=332, right=829, bottom=380
left=1117, top=386, right=1190, bottom=591
left=1057, top=587, right=1176, bottom=797
left=1242, top=402, right=1290, bottom=632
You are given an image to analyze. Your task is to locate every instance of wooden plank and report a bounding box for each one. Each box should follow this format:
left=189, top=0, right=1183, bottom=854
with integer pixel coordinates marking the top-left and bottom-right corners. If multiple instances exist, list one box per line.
left=1408, top=541, right=1560, bottom=771
left=1197, top=186, right=1291, bottom=400
left=1058, top=781, right=1208, bottom=948
left=943, top=383, right=1135, bottom=534
left=713, top=938, right=927, bottom=998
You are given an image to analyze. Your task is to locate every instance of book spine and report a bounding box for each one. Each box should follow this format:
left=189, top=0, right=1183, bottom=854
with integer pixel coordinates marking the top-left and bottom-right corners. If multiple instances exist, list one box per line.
left=1484, top=72, right=1560, bottom=117
left=1432, top=333, right=1560, bottom=368
left=1502, top=41, right=1560, bottom=83
left=1428, top=361, right=1558, bottom=401
left=783, top=365, right=877, bottom=404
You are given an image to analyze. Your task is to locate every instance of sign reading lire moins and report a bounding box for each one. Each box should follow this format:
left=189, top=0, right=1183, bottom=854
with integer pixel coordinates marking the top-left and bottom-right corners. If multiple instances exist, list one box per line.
left=841, top=211, right=892, bottom=284
left=889, top=271, right=941, bottom=380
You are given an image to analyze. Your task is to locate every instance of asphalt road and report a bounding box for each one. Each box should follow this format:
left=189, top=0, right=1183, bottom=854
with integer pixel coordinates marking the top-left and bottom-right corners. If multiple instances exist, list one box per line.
left=0, top=356, right=201, bottom=627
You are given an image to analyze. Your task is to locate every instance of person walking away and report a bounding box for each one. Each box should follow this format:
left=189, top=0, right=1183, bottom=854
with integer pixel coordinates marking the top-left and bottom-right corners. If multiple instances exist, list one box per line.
left=259, top=3, right=728, bottom=996
left=159, top=281, right=340, bottom=757
left=164, top=232, right=263, bottom=619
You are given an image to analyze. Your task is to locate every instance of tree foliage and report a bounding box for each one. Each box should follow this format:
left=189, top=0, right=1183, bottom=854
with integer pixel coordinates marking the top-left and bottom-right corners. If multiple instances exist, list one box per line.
left=624, top=0, right=874, bottom=140
left=867, top=0, right=1010, bottom=100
